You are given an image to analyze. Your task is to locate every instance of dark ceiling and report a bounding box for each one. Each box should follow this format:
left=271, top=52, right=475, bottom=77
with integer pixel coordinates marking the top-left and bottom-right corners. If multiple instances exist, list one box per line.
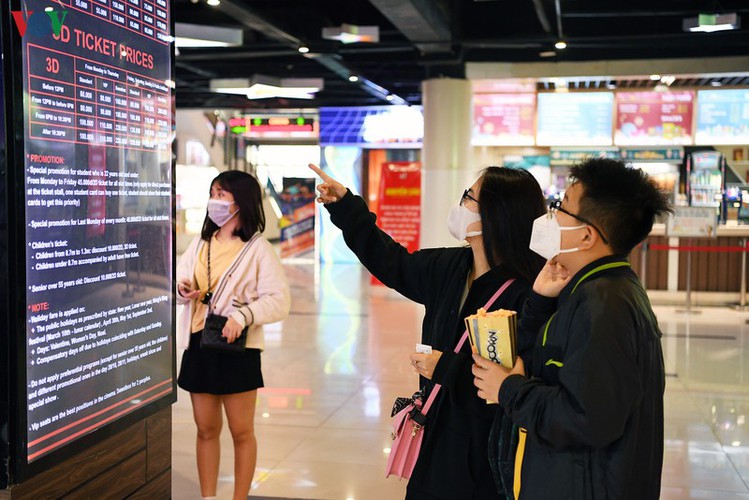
left=174, top=0, right=749, bottom=110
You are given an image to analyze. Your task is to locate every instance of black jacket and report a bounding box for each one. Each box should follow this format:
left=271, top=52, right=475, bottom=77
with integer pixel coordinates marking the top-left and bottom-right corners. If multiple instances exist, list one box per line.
left=499, top=255, right=665, bottom=500
left=327, top=191, right=531, bottom=499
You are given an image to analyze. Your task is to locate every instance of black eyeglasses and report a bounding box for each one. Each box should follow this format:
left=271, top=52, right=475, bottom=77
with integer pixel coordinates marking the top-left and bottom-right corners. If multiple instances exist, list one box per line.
left=461, top=189, right=478, bottom=205
left=549, top=199, right=609, bottom=245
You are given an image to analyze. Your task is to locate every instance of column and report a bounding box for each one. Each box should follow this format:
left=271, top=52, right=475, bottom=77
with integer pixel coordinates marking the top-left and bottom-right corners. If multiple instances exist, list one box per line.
left=421, top=78, right=473, bottom=249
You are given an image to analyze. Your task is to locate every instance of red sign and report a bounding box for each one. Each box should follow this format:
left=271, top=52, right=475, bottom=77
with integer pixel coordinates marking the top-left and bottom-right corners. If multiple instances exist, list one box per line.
left=473, top=93, right=536, bottom=145
left=615, top=91, right=694, bottom=145
left=373, top=162, right=421, bottom=284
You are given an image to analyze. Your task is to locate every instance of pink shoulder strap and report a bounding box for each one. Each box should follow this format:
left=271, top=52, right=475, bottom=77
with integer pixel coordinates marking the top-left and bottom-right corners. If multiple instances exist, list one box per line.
left=420, top=278, right=516, bottom=415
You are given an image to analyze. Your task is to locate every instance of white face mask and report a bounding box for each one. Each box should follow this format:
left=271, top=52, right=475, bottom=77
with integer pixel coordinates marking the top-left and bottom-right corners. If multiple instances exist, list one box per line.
left=207, top=199, right=238, bottom=227
left=529, top=212, right=585, bottom=261
left=447, top=205, right=482, bottom=241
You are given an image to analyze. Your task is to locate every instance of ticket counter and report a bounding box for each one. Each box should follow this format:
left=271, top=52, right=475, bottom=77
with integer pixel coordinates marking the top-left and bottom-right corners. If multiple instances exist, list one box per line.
left=630, top=224, right=749, bottom=305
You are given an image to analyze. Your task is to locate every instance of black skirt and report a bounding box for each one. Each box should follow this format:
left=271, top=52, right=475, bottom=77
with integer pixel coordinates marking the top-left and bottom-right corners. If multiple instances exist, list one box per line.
left=177, top=330, right=264, bottom=395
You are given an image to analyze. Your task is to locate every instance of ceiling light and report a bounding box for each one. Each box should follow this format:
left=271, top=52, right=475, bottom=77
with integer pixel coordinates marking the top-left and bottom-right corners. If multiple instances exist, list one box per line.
left=539, top=51, right=557, bottom=58
left=206, top=0, right=220, bottom=6
left=322, top=24, right=379, bottom=44
left=684, top=13, right=739, bottom=33
left=660, top=75, right=676, bottom=86
left=711, top=80, right=723, bottom=87
left=210, top=76, right=324, bottom=100
left=551, top=78, right=568, bottom=88
left=175, top=23, right=242, bottom=48
left=385, top=94, right=394, bottom=101
left=649, top=74, right=661, bottom=81
left=554, top=41, right=567, bottom=50
left=298, top=45, right=310, bottom=54
left=348, top=75, right=359, bottom=83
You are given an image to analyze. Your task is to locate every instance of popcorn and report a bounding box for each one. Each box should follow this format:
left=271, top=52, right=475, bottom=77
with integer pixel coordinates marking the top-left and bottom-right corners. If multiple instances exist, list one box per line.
left=465, top=308, right=517, bottom=368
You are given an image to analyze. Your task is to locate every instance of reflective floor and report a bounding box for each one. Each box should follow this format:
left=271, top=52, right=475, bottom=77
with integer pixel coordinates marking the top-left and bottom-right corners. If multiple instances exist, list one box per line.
left=172, top=262, right=749, bottom=499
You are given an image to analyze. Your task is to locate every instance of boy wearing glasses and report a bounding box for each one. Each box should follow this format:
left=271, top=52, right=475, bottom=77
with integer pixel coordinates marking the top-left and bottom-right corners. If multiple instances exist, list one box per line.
left=472, top=158, right=672, bottom=500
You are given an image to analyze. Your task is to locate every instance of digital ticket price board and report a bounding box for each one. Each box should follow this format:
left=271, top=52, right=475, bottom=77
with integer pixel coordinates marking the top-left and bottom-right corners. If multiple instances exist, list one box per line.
left=1, top=0, right=175, bottom=482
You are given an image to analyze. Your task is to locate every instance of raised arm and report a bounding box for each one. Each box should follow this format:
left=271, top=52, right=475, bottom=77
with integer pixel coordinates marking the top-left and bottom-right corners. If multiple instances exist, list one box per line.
left=310, top=163, right=438, bottom=304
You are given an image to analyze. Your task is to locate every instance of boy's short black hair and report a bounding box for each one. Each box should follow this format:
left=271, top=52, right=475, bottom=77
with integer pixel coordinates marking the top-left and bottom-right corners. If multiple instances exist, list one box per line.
left=569, top=158, right=672, bottom=256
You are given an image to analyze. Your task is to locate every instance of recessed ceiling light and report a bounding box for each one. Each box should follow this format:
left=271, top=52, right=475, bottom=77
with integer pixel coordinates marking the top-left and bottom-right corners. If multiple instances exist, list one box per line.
left=298, top=45, right=310, bottom=53
left=554, top=41, right=567, bottom=50
left=711, top=80, right=723, bottom=87
left=348, top=75, right=359, bottom=82
left=386, top=94, right=394, bottom=101
left=650, top=74, right=661, bottom=81
left=207, top=0, right=220, bottom=5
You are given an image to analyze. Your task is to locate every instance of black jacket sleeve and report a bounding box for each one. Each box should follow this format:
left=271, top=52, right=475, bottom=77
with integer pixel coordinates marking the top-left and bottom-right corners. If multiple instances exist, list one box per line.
left=326, top=190, right=438, bottom=305
left=517, top=291, right=557, bottom=375
left=498, top=286, right=644, bottom=450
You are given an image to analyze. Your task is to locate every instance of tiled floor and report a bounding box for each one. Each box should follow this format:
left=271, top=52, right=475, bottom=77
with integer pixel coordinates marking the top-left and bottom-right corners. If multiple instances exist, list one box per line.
left=172, top=262, right=749, bottom=499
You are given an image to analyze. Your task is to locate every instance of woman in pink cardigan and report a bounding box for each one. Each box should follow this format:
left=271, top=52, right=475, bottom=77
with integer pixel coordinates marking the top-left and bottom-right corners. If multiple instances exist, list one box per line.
left=176, top=170, right=290, bottom=500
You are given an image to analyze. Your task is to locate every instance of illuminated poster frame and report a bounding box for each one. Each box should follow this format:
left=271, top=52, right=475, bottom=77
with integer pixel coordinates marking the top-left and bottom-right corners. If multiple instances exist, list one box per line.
left=695, top=89, right=749, bottom=145
left=2, top=0, right=176, bottom=483
left=537, top=92, right=614, bottom=146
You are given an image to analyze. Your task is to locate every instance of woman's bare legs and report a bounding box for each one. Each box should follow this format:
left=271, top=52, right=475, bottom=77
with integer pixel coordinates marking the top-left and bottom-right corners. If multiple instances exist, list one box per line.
left=223, top=390, right=258, bottom=500
left=190, top=392, right=223, bottom=497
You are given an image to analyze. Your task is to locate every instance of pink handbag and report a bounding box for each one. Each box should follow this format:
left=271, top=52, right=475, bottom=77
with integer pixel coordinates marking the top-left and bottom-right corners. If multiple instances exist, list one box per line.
left=385, top=279, right=515, bottom=480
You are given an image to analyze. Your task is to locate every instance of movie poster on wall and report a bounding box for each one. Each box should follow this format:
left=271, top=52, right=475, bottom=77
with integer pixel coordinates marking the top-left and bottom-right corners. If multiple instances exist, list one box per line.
left=278, top=178, right=316, bottom=258
left=615, top=91, right=694, bottom=145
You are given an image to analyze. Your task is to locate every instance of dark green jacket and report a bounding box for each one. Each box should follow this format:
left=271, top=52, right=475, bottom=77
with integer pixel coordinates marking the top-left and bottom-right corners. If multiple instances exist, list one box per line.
left=500, top=255, right=665, bottom=500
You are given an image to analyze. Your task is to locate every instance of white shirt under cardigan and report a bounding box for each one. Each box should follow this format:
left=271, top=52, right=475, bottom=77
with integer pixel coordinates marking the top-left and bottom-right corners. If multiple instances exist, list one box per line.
left=175, top=232, right=291, bottom=351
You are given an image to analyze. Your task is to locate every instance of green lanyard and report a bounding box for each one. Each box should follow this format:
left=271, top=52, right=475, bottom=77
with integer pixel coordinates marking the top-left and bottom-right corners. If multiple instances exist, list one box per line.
left=541, top=261, right=631, bottom=346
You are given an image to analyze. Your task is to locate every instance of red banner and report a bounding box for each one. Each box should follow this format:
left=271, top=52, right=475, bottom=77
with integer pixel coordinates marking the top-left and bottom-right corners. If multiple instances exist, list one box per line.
left=373, top=161, right=421, bottom=284
left=615, top=91, right=694, bottom=145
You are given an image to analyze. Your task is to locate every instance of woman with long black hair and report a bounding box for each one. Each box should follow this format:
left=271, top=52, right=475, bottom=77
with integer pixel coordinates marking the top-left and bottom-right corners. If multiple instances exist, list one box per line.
left=310, top=163, right=545, bottom=499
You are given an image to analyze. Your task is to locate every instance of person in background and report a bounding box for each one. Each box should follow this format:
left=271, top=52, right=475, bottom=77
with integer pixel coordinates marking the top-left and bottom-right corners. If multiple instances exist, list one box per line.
left=473, top=158, right=671, bottom=499
left=310, top=163, right=545, bottom=499
left=176, top=170, right=290, bottom=500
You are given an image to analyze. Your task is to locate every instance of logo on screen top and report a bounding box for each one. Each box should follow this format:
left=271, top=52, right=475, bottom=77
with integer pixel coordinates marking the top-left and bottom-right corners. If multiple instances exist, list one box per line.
left=11, top=7, right=69, bottom=38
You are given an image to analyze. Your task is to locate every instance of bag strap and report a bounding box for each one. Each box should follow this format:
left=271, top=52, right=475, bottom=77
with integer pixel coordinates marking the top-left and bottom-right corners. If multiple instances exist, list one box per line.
left=419, top=278, right=516, bottom=416
left=207, top=232, right=261, bottom=313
